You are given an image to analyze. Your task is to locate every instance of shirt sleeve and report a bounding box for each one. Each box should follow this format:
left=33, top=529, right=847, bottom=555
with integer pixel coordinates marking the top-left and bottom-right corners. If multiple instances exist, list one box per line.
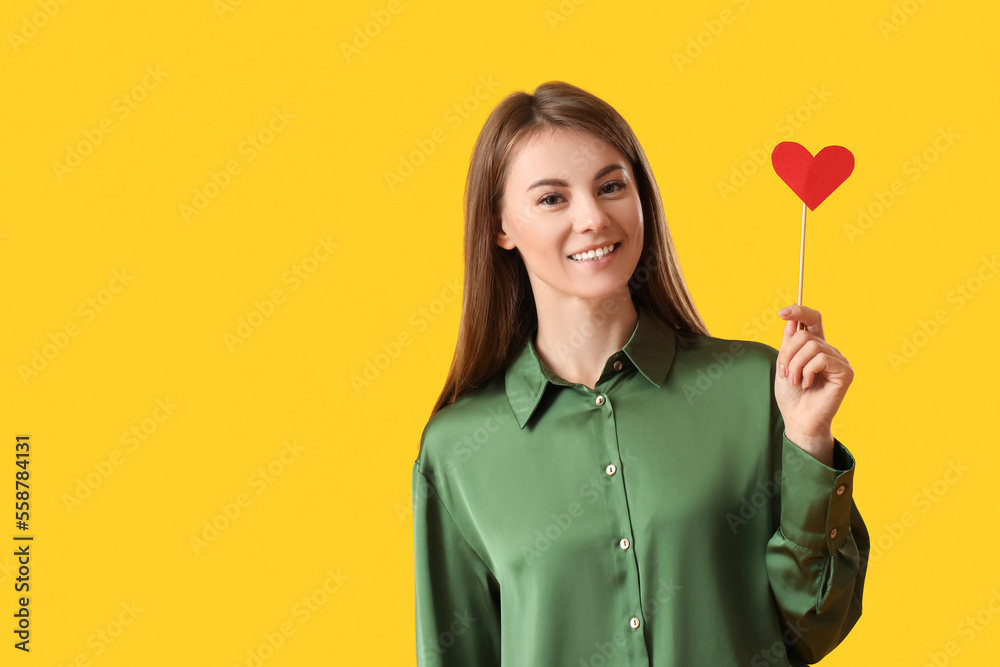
left=413, top=460, right=502, bottom=667
left=765, top=409, right=871, bottom=665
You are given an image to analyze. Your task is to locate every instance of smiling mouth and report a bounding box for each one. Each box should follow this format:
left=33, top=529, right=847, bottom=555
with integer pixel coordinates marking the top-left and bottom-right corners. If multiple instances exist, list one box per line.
left=568, top=242, right=620, bottom=262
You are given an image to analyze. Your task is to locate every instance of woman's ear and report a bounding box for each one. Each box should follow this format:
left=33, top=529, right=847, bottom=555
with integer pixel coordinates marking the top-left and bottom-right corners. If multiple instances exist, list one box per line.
left=495, top=216, right=516, bottom=250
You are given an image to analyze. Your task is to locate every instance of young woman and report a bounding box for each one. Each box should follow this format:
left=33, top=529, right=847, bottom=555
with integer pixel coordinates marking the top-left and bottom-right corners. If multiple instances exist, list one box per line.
left=412, top=80, right=869, bottom=666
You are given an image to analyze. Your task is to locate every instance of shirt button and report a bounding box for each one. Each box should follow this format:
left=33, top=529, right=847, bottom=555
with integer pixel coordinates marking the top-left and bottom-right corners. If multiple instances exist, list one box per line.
left=595, top=395, right=606, bottom=406
left=630, top=616, right=640, bottom=629
left=619, top=538, right=630, bottom=550
left=836, top=485, right=846, bottom=495
left=830, top=528, right=838, bottom=539
left=613, top=360, right=623, bottom=371
left=606, top=463, right=617, bottom=475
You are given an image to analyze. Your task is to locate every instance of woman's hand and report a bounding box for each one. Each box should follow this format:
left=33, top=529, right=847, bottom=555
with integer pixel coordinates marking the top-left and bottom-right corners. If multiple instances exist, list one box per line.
left=774, top=304, right=854, bottom=466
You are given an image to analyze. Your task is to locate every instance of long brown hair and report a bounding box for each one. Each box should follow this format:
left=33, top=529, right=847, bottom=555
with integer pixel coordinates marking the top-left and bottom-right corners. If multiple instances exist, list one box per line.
left=429, top=80, right=709, bottom=421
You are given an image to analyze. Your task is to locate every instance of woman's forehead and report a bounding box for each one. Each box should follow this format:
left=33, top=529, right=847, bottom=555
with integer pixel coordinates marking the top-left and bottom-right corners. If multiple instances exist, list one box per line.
left=513, top=126, right=605, bottom=156
left=507, top=127, right=628, bottom=181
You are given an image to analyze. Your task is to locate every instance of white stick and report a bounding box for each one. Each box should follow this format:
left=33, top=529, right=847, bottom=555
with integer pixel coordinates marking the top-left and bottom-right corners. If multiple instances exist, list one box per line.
left=797, top=201, right=806, bottom=331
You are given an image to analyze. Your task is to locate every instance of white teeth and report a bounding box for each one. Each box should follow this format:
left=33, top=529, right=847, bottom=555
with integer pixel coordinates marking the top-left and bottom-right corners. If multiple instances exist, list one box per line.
left=570, top=243, right=617, bottom=262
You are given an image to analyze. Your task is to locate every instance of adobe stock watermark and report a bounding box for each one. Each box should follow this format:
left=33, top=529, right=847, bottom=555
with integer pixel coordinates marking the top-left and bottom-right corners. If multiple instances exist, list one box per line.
left=444, top=406, right=513, bottom=475
left=436, top=407, right=512, bottom=478
left=18, top=268, right=133, bottom=385
left=188, top=438, right=305, bottom=556
left=681, top=340, right=747, bottom=405
left=866, top=458, right=969, bottom=564
left=419, top=609, right=478, bottom=665
left=52, top=65, right=169, bottom=182
left=725, top=438, right=809, bottom=534
left=544, top=0, right=589, bottom=30
left=223, top=235, right=338, bottom=352
left=548, top=296, right=623, bottom=360
left=519, top=499, right=586, bottom=562
left=384, top=75, right=502, bottom=192
left=748, top=618, right=810, bottom=667
left=577, top=578, right=683, bottom=666
left=844, top=126, right=958, bottom=243
left=340, top=0, right=406, bottom=63
left=509, top=249, right=663, bottom=365
left=717, top=84, right=833, bottom=202
left=53, top=600, right=145, bottom=666
left=672, top=0, right=753, bottom=72
left=683, top=287, right=799, bottom=405
left=878, top=0, right=931, bottom=40
left=519, top=448, right=640, bottom=562
left=179, top=106, right=295, bottom=223
left=8, top=0, right=73, bottom=54
left=214, top=0, right=248, bottom=20
left=887, top=254, right=997, bottom=372
left=918, top=587, right=1000, bottom=667
left=61, top=397, right=178, bottom=514
left=495, top=249, right=662, bottom=369
left=232, top=566, right=349, bottom=667
left=400, top=419, right=640, bottom=526
left=405, top=463, right=441, bottom=525
left=738, top=288, right=798, bottom=341
left=350, top=278, right=461, bottom=394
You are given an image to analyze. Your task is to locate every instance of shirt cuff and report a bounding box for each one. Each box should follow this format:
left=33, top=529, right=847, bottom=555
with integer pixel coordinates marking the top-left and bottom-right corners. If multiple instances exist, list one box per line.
left=778, top=433, right=856, bottom=551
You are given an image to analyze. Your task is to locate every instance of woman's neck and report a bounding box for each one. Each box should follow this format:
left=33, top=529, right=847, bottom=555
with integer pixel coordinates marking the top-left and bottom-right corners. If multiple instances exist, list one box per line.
left=532, top=292, right=639, bottom=391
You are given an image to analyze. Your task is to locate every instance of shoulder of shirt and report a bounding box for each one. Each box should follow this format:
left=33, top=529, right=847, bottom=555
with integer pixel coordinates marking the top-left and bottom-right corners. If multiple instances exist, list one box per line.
left=672, top=329, right=780, bottom=371
left=414, top=369, right=508, bottom=474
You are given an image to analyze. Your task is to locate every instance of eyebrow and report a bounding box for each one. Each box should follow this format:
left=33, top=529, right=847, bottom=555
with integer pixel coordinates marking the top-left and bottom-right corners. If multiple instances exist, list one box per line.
left=526, top=163, right=624, bottom=192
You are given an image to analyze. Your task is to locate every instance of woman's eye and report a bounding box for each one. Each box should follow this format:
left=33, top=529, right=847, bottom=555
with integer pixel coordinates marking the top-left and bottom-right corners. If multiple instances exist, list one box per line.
left=537, top=182, right=624, bottom=207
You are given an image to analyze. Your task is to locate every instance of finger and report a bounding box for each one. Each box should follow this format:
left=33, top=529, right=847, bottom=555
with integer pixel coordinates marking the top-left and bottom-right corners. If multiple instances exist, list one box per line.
left=800, top=352, right=831, bottom=389
left=777, top=316, right=797, bottom=378
left=786, top=338, right=826, bottom=387
left=779, top=319, right=821, bottom=382
left=779, top=304, right=825, bottom=340
left=802, top=351, right=852, bottom=389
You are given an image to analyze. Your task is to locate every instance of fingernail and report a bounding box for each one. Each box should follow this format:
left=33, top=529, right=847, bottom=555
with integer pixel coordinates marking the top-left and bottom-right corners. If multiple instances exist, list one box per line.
left=779, top=363, right=786, bottom=378
left=778, top=307, right=791, bottom=316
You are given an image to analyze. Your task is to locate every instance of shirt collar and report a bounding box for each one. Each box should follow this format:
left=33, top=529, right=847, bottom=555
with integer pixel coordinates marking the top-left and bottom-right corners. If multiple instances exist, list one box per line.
left=504, top=305, right=677, bottom=429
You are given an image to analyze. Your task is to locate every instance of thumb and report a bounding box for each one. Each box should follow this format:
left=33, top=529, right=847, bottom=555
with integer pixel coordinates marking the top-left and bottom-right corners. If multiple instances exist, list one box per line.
left=776, top=315, right=796, bottom=376
left=778, top=311, right=796, bottom=350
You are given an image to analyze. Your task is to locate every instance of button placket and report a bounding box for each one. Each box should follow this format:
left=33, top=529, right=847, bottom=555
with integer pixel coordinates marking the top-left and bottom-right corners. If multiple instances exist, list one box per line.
left=592, top=390, right=645, bottom=651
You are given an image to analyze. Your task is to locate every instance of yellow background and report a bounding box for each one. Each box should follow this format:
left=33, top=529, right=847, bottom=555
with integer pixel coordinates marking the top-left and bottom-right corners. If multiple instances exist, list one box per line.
left=2, top=0, right=998, bottom=664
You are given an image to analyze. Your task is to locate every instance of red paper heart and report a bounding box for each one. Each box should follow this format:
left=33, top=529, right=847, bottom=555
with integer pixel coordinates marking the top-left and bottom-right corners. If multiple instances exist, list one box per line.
left=770, top=142, right=854, bottom=210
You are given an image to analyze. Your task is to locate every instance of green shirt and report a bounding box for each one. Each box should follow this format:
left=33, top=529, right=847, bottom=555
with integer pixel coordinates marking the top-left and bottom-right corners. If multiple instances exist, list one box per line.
left=412, top=304, right=869, bottom=666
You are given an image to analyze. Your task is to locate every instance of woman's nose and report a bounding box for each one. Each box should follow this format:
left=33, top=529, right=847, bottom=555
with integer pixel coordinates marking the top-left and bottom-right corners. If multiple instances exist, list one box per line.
left=572, top=194, right=611, bottom=233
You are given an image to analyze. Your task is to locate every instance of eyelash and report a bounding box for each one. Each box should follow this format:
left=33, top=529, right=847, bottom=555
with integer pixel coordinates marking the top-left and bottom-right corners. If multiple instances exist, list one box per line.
left=537, top=181, right=626, bottom=207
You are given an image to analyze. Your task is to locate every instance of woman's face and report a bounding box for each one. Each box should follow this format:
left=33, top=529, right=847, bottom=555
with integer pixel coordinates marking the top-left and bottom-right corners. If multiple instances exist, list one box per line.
left=497, top=126, right=644, bottom=307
